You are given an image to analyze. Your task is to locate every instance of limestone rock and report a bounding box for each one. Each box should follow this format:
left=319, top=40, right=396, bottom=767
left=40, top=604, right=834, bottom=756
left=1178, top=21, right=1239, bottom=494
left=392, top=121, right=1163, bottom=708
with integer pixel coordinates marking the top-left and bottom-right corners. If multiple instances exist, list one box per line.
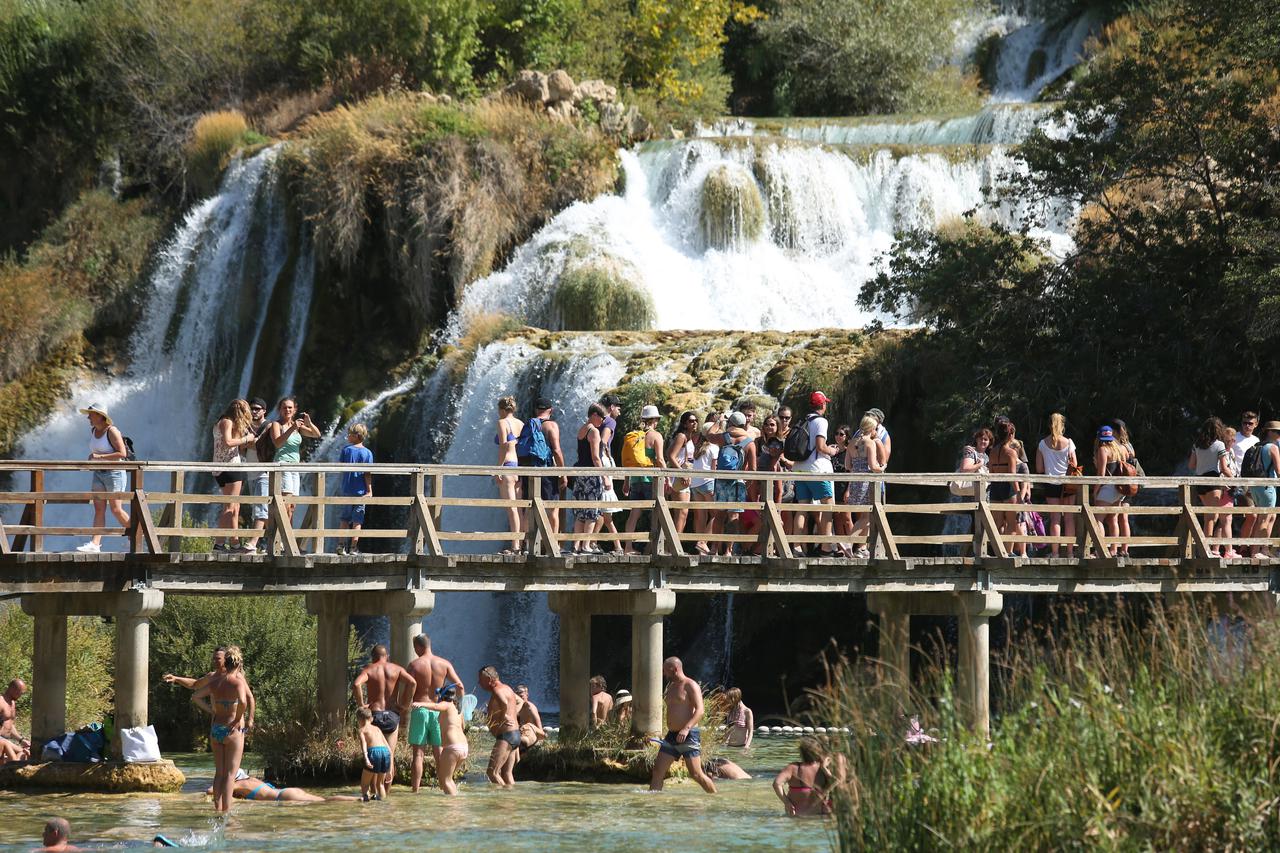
left=547, top=100, right=576, bottom=122
left=700, top=164, right=765, bottom=250
left=599, top=102, right=627, bottom=135
left=0, top=760, right=186, bottom=793
left=547, top=69, right=577, bottom=103
left=577, top=79, right=617, bottom=105
left=507, top=70, right=549, bottom=105
left=624, top=106, right=652, bottom=142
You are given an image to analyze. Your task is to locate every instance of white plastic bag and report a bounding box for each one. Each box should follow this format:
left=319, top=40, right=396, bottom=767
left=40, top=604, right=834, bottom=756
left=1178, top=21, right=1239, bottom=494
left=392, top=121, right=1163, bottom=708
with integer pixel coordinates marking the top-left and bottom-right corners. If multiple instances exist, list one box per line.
left=119, top=725, right=161, bottom=762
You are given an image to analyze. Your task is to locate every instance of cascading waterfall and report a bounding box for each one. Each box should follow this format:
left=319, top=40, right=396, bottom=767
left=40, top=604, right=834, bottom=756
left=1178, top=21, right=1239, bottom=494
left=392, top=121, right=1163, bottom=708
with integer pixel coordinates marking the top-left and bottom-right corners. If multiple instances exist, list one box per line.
left=13, top=146, right=315, bottom=547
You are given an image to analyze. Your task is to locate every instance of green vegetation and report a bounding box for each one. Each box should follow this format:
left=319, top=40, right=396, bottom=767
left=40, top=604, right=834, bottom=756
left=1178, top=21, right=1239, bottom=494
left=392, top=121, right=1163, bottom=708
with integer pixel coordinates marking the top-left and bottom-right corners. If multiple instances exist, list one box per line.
left=817, top=601, right=1280, bottom=849
left=700, top=164, right=765, bottom=250
left=0, top=604, right=113, bottom=732
left=553, top=252, right=654, bottom=331
left=860, top=0, right=1280, bottom=468
left=148, top=595, right=358, bottom=750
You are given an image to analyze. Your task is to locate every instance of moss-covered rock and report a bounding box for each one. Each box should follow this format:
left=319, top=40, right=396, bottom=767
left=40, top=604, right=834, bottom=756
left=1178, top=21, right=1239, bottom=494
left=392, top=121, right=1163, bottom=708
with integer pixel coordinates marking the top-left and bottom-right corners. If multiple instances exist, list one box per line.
left=700, top=164, right=764, bottom=251
left=0, top=760, right=186, bottom=793
left=553, top=254, right=654, bottom=332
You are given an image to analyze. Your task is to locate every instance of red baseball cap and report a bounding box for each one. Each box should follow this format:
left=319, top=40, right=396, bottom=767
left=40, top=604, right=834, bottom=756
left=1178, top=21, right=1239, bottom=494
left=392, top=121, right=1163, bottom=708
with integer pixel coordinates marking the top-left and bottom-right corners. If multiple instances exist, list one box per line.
left=810, top=391, right=830, bottom=406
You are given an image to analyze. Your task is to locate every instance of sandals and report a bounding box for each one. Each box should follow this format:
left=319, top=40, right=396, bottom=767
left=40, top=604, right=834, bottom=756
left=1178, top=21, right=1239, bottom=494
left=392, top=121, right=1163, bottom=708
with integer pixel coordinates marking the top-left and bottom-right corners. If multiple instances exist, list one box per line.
left=695, top=543, right=712, bottom=555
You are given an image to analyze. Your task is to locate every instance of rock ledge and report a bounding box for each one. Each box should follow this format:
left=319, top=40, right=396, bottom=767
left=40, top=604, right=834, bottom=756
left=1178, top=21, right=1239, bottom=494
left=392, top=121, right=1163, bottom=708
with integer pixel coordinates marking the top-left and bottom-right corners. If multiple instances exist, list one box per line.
left=0, top=760, right=186, bottom=793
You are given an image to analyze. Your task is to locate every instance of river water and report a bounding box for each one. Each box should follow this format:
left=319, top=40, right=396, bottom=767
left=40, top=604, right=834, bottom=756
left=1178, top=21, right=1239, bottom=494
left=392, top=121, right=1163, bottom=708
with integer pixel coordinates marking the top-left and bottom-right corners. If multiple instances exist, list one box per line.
left=0, top=739, right=829, bottom=851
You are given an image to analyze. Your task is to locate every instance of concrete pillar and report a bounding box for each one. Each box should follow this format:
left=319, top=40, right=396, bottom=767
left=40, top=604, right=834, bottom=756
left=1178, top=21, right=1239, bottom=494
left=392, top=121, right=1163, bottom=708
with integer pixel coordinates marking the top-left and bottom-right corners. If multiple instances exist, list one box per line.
left=31, top=614, right=67, bottom=743
left=315, top=603, right=350, bottom=733
left=557, top=600, right=591, bottom=737
left=385, top=591, right=436, bottom=668
left=878, top=609, right=911, bottom=697
left=957, top=610, right=991, bottom=737
left=631, top=611, right=664, bottom=737
left=114, top=614, right=150, bottom=733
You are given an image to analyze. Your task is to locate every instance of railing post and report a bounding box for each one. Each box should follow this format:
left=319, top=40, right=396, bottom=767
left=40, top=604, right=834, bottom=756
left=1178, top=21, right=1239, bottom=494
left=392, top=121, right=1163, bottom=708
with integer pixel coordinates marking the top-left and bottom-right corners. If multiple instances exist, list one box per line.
left=31, top=469, right=44, bottom=553
left=410, top=472, right=426, bottom=554
left=870, top=479, right=901, bottom=561
left=159, top=471, right=183, bottom=553
left=309, top=470, right=326, bottom=554
left=759, top=473, right=791, bottom=559
left=971, top=476, right=987, bottom=558
left=430, top=472, right=445, bottom=528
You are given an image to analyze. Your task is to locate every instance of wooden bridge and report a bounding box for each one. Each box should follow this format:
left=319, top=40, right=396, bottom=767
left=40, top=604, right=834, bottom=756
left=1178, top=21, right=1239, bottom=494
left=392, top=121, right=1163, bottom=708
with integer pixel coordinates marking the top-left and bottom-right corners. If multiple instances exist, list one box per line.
left=3, top=460, right=1275, bottom=747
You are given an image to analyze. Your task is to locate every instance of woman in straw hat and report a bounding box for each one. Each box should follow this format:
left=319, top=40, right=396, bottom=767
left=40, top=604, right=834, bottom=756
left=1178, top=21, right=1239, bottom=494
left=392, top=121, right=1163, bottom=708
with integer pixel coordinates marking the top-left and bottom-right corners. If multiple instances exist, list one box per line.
left=76, top=403, right=130, bottom=553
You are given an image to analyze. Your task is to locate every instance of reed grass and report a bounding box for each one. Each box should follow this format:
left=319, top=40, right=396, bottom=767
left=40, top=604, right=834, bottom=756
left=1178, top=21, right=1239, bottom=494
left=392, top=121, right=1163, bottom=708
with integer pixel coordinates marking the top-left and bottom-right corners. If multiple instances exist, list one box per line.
left=186, top=110, right=253, bottom=195
left=813, top=600, right=1280, bottom=850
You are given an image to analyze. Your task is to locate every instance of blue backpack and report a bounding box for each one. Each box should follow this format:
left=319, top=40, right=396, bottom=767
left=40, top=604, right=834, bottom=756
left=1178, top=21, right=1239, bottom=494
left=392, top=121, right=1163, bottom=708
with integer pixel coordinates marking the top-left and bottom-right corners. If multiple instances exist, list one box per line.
left=65, top=723, right=106, bottom=763
left=718, top=437, right=750, bottom=472
left=515, top=417, right=552, bottom=464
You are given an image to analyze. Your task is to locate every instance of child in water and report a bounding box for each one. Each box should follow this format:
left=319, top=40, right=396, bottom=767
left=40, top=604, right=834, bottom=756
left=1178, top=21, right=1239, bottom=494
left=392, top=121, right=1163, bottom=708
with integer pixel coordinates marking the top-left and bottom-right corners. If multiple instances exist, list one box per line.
left=356, top=707, right=391, bottom=801
left=412, top=683, right=469, bottom=796
left=723, top=687, right=754, bottom=748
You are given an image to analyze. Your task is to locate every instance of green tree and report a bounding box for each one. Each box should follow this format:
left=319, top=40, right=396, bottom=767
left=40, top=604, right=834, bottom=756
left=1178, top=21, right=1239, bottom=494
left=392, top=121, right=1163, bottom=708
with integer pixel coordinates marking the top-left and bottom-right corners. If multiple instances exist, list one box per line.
left=761, top=0, right=979, bottom=115
left=623, top=0, right=762, bottom=105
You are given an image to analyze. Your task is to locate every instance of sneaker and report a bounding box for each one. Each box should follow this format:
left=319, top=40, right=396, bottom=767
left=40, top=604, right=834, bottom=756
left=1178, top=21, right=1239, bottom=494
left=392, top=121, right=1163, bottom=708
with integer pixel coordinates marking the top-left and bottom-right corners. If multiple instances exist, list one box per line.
left=75, top=542, right=101, bottom=553
left=348, top=548, right=362, bottom=556
left=213, top=543, right=227, bottom=552
left=335, top=545, right=347, bottom=556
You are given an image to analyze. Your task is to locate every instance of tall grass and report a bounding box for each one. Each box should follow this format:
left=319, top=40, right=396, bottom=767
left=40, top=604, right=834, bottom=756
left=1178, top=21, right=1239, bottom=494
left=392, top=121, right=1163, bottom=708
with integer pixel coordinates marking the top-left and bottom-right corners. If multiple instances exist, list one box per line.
left=185, top=110, right=255, bottom=195
left=814, top=600, right=1280, bottom=850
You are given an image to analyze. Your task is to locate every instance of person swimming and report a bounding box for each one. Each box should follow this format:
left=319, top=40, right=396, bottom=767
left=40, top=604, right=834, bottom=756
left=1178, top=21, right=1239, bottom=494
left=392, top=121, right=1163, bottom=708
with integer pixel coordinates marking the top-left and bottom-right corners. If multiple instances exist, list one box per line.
left=772, top=738, right=843, bottom=817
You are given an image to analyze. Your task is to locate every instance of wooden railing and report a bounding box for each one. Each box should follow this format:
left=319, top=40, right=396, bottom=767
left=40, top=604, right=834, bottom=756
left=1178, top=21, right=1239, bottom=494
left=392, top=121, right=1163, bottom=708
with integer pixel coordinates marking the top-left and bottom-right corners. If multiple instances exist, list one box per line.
left=0, top=460, right=1277, bottom=561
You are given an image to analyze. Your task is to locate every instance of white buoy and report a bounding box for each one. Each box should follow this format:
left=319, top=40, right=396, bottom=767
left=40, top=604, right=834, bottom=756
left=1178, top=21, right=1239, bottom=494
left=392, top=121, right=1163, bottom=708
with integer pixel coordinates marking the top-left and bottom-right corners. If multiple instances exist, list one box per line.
left=757, top=726, right=769, bottom=733
left=815, top=727, right=827, bottom=734
left=841, top=727, right=852, bottom=734
left=770, top=726, right=783, bottom=733
left=782, top=725, right=795, bottom=733
left=802, top=726, right=815, bottom=733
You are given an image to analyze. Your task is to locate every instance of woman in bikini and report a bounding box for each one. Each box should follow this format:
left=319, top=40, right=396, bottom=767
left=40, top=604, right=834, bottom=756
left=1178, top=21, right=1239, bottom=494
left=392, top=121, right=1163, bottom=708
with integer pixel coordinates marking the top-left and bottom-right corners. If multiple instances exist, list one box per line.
left=206, top=769, right=359, bottom=802
left=412, top=683, right=468, bottom=795
left=773, top=737, right=841, bottom=817
left=987, top=418, right=1022, bottom=546
left=495, top=396, right=525, bottom=554
left=193, top=645, right=251, bottom=813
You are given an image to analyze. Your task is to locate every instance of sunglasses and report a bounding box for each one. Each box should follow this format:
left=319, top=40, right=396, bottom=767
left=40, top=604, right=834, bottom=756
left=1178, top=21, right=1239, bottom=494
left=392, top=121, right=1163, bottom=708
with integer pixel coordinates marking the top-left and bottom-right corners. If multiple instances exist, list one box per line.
left=780, top=415, right=792, bottom=420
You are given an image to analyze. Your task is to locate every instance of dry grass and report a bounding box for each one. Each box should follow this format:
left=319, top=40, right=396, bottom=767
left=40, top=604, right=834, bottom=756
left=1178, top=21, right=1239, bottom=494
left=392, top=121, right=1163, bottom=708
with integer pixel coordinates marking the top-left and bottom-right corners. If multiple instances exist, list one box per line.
left=186, top=110, right=252, bottom=195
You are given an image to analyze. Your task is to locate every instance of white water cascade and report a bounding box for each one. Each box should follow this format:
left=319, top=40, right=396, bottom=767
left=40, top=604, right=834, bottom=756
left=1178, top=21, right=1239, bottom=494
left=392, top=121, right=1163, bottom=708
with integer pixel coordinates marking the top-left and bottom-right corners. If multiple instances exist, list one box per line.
left=13, top=146, right=315, bottom=548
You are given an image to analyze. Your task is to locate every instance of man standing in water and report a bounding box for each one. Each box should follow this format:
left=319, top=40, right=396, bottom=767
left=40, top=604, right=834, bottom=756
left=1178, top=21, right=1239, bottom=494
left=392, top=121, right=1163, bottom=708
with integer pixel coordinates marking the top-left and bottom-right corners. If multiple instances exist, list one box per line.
left=649, top=657, right=716, bottom=793
left=352, top=645, right=416, bottom=790
left=478, top=665, right=522, bottom=788
left=0, top=678, right=29, bottom=758
left=405, top=633, right=465, bottom=793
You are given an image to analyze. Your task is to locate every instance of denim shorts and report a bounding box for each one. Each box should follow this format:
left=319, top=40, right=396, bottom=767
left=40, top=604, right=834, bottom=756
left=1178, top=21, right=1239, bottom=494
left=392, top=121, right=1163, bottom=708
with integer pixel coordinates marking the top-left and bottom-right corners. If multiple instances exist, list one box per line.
left=280, top=471, right=301, bottom=495
left=340, top=503, right=366, bottom=525
left=92, top=470, right=127, bottom=494
left=251, top=472, right=270, bottom=521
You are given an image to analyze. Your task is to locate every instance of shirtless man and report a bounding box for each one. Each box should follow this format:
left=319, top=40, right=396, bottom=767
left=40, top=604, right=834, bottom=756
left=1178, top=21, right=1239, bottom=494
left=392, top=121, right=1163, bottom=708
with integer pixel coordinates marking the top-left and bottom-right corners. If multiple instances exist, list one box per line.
left=405, top=633, right=465, bottom=793
left=478, top=665, right=522, bottom=788
left=352, top=644, right=416, bottom=790
left=0, top=678, right=30, bottom=759
left=163, top=648, right=257, bottom=732
left=588, top=675, right=614, bottom=728
left=514, top=685, right=546, bottom=751
left=649, top=657, right=716, bottom=793
left=38, top=818, right=80, bottom=852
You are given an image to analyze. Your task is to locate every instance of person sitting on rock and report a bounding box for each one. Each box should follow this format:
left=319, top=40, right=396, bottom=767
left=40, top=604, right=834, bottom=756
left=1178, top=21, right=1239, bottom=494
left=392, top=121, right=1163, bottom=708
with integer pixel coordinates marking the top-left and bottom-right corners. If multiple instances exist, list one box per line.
left=589, top=675, right=614, bottom=728
left=0, top=678, right=30, bottom=760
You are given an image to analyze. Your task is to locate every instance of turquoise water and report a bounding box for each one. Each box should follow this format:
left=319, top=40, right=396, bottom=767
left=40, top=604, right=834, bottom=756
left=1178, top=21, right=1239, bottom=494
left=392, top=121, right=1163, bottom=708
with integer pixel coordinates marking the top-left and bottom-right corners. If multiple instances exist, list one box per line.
left=0, top=739, right=830, bottom=851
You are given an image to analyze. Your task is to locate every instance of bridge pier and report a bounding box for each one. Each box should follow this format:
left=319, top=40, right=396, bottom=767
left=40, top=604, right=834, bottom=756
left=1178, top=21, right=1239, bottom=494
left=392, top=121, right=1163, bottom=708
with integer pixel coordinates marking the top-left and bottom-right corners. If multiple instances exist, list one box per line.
left=868, top=591, right=1003, bottom=736
left=21, top=590, right=164, bottom=749
left=548, top=590, right=676, bottom=739
left=305, top=590, right=435, bottom=732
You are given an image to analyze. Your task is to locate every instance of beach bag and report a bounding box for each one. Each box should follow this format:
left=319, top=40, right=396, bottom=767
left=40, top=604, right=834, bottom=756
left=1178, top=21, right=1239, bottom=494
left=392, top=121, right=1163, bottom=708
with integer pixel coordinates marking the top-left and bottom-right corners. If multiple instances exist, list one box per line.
left=119, top=725, right=162, bottom=763
left=1116, top=457, right=1140, bottom=498
left=41, top=732, right=75, bottom=762
left=620, top=430, right=653, bottom=468
left=65, top=723, right=106, bottom=763
left=515, top=417, right=552, bottom=464
left=783, top=414, right=817, bottom=463
left=949, top=454, right=987, bottom=497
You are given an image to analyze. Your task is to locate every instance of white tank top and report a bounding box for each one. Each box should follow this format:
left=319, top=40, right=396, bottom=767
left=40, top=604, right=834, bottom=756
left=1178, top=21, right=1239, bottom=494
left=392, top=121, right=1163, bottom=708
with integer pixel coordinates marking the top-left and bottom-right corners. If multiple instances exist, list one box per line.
left=89, top=427, right=116, bottom=456
left=1037, top=437, right=1075, bottom=477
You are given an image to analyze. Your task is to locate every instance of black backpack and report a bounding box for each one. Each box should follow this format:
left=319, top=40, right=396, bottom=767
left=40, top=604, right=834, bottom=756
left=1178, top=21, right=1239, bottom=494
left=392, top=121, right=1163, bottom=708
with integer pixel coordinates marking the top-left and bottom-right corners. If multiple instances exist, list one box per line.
left=1241, top=442, right=1266, bottom=477
left=783, top=414, right=818, bottom=463
left=121, top=435, right=137, bottom=461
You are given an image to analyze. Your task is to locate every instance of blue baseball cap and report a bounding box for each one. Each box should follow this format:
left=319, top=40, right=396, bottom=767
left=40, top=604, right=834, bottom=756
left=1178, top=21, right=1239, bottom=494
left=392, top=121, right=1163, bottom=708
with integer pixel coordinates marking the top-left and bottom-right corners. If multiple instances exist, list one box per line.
left=1097, top=425, right=1115, bottom=442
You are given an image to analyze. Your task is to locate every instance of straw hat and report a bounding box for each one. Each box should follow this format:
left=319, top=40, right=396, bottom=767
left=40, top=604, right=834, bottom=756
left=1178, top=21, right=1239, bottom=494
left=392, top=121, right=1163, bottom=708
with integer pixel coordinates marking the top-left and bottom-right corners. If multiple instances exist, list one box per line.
left=1262, top=421, right=1280, bottom=433
left=78, top=403, right=112, bottom=425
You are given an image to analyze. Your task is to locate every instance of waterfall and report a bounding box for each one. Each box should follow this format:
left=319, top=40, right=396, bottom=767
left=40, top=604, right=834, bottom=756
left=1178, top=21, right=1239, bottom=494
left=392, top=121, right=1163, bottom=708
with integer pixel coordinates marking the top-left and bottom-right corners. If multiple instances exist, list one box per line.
left=700, top=104, right=1054, bottom=146
left=451, top=139, right=1073, bottom=337
left=988, top=8, right=1104, bottom=102
left=13, top=146, right=315, bottom=548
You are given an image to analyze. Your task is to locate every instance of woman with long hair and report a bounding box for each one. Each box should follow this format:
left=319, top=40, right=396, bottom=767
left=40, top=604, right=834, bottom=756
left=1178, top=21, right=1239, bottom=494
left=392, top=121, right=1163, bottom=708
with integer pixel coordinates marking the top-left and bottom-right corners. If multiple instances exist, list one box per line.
left=270, top=397, right=321, bottom=522
left=667, top=411, right=700, bottom=536
left=1110, top=418, right=1139, bottom=556
left=212, top=399, right=256, bottom=551
left=494, top=396, right=525, bottom=554
left=1093, top=425, right=1129, bottom=556
left=1036, top=413, right=1077, bottom=558
left=193, top=645, right=251, bottom=813
left=772, top=737, right=843, bottom=817
left=570, top=403, right=607, bottom=554
left=1188, top=417, right=1233, bottom=557
left=988, top=418, right=1022, bottom=544
left=830, top=425, right=853, bottom=547
left=1249, top=422, right=1280, bottom=558
left=690, top=419, right=719, bottom=555
left=844, top=416, right=885, bottom=559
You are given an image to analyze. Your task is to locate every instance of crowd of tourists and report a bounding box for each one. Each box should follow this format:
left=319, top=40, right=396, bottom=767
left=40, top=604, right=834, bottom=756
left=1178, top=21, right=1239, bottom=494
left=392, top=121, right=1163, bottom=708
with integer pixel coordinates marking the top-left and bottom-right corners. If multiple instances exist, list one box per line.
left=66, top=392, right=1280, bottom=558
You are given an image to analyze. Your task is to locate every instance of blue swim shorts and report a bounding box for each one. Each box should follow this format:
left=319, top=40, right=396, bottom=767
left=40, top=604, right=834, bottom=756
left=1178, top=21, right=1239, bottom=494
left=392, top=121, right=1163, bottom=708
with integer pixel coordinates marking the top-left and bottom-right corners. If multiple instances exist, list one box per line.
left=366, top=745, right=391, bottom=774
left=658, top=727, right=701, bottom=758
left=340, top=503, right=366, bottom=525
left=795, top=480, right=834, bottom=502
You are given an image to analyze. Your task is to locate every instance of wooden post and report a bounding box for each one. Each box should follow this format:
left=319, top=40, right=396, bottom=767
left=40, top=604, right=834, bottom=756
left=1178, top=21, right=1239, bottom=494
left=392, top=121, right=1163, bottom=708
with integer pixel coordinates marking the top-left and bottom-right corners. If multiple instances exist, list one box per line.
left=651, top=490, right=685, bottom=557
left=758, top=475, right=791, bottom=558
left=1077, top=481, right=1108, bottom=559
left=410, top=472, right=426, bottom=554
left=310, top=471, right=326, bottom=554
left=430, top=473, right=445, bottom=528
left=870, top=482, right=902, bottom=560
left=128, top=491, right=160, bottom=555
left=971, top=477, right=986, bottom=558
left=31, top=469, right=44, bottom=553
left=976, top=477, right=1008, bottom=559
left=160, top=471, right=184, bottom=552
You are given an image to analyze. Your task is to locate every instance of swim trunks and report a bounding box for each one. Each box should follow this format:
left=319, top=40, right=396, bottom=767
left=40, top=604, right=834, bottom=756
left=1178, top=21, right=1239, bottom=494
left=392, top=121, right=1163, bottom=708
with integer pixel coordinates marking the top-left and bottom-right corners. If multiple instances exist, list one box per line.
left=497, top=730, right=521, bottom=748
left=372, top=709, right=400, bottom=735
left=658, top=727, right=701, bottom=758
left=408, top=706, right=441, bottom=747
left=366, top=745, right=391, bottom=774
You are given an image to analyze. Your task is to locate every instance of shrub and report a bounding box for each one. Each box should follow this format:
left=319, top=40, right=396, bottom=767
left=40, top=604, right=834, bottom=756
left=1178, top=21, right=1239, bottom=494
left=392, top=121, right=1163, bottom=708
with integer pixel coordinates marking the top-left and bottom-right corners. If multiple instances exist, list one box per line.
left=700, top=164, right=764, bottom=251
left=0, top=603, right=114, bottom=732
left=148, top=595, right=357, bottom=750
left=553, top=255, right=654, bottom=331
left=185, top=110, right=251, bottom=196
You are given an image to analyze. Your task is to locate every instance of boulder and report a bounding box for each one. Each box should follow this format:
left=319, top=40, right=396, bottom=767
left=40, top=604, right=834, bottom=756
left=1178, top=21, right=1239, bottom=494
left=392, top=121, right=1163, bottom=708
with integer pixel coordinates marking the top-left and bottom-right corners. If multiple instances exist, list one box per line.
left=547, top=69, right=577, bottom=103
left=599, top=102, right=627, bottom=135
left=547, top=100, right=577, bottom=122
left=624, top=105, right=653, bottom=141
left=0, top=760, right=186, bottom=793
left=577, top=79, right=618, bottom=104
left=507, top=70, right=549, bottom=105
left=700, top=164, right=765, bottom=251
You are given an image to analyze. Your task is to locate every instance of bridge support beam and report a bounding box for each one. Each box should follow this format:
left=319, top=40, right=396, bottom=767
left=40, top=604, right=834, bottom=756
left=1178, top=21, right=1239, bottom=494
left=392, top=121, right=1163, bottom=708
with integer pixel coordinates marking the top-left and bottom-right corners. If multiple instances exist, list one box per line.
left=549, top=590, right=676, bottom=740
left=22, top=590, right=164, bottom=751
left=867, top=591, right=1002, bottom=736
left=306, top=590, right=436, bottom=733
